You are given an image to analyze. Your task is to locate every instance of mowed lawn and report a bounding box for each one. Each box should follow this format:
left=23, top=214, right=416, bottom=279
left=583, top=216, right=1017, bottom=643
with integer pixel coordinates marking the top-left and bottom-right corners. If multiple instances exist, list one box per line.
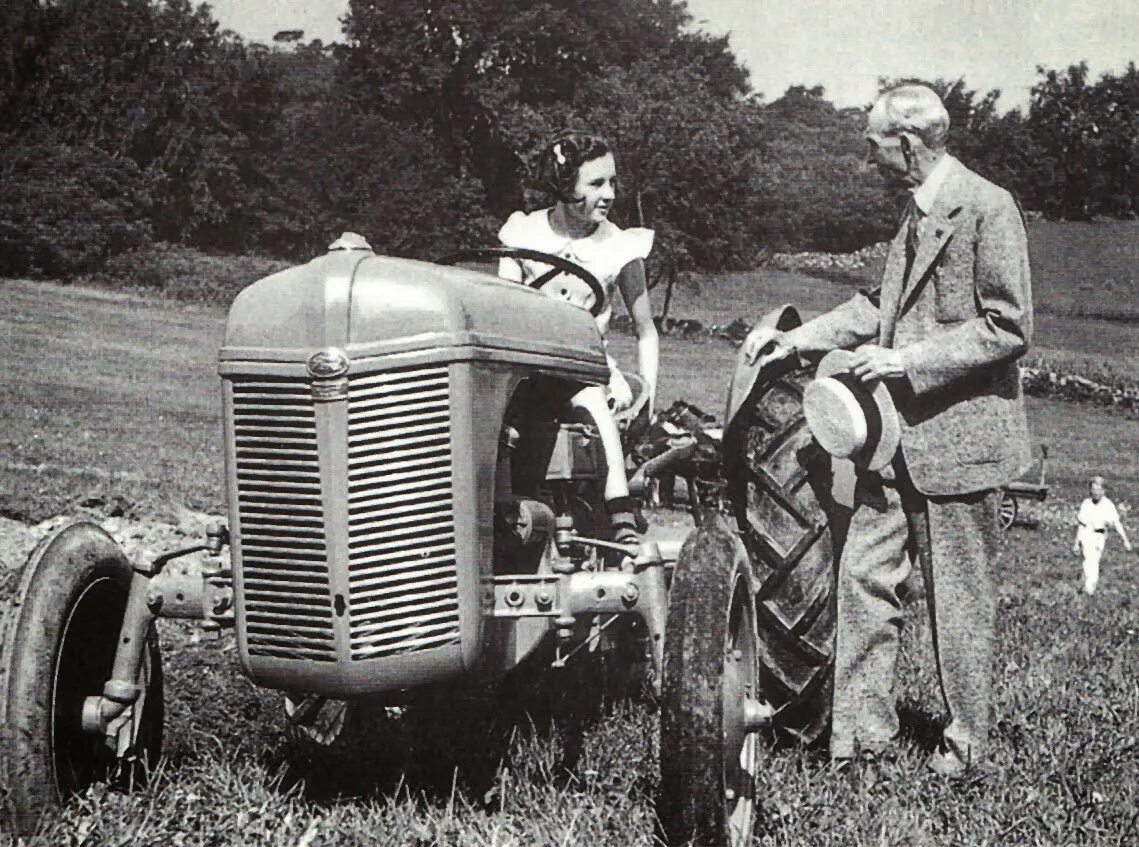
left=0, top=281, right=228, bottom=521
left=1, top=245, right=1138, bottom=845
left=1027, top=219, right=1139, bottom=323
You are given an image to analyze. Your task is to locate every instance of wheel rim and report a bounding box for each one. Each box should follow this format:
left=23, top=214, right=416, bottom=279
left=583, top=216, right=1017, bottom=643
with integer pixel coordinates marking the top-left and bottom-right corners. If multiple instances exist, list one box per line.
left=50, top=577, right=127, bottom=798
left=721, top=572, right=760, bottom=845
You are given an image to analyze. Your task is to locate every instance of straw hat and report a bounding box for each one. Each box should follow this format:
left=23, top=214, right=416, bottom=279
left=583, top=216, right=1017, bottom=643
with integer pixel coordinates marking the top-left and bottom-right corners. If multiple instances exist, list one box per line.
left=802, top=350, right=902, bottom=472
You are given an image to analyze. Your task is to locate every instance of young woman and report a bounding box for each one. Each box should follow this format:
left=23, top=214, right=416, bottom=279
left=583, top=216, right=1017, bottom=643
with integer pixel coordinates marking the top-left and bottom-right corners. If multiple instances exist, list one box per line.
left=498, top=130, right=659, bottom=543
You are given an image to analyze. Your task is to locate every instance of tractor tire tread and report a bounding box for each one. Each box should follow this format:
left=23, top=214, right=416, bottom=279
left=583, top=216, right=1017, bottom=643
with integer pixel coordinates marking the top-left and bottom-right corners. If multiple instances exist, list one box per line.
left=725, top=366, right=836, bottom=745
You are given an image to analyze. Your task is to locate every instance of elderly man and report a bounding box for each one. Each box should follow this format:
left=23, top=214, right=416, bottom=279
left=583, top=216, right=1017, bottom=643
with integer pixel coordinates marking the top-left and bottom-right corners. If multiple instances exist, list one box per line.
left=743, top=84, right=1033, bottom=775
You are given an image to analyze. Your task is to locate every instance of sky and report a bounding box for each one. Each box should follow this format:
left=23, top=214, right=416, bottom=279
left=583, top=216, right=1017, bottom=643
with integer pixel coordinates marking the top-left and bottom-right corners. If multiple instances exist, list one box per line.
left=206, top=0, right=1139, bottom=110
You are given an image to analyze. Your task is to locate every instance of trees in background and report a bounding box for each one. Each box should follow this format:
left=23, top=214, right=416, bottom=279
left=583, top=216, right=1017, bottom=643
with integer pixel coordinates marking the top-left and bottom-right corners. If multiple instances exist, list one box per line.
left=1, top=0, right=284, bottom=275
left=1027, top=62, right=1139, bottom=219
left=745, top=85, right=899, bottom=253
left=2, top=0, right=1137, bottom=280
left=334, top=0, right=755, bottom=267
left=0, top=139, right=152, bottom=276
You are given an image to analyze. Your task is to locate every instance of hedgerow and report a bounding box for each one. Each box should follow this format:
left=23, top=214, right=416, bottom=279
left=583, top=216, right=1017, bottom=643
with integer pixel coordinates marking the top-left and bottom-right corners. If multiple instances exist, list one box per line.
left=0, top=137, right=152, bottom=278
left=1021, top=352, right=1139, bottom=415
left=766, top=242, right=887, bottom=288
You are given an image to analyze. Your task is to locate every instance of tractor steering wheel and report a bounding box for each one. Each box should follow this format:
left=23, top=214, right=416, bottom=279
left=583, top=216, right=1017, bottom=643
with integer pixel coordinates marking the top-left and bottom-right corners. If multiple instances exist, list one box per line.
left=435, top=247, right=605, bottom=318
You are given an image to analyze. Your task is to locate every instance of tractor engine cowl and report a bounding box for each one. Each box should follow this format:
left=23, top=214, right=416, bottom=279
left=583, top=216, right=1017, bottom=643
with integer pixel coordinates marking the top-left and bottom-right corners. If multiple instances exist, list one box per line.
left=217, top=242, right=609, bottom=697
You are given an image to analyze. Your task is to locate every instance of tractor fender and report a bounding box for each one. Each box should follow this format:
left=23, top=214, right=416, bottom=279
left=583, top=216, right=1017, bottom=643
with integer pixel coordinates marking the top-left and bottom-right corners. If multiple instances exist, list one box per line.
left=724, top=304, right=802, bottom=432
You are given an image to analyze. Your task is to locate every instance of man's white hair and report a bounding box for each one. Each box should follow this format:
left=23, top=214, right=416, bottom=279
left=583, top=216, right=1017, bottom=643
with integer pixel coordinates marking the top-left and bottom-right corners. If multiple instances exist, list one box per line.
left=871, top=85, right=950, bottom=149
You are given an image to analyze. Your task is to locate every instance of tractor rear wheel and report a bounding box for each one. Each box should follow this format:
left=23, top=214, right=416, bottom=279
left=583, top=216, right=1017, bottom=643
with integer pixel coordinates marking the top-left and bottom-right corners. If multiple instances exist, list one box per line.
left=724, top=360, right=837, bottom=746
left=0, top=522, right=164, bottom=835
left=658, top=514, right=765, bottom=847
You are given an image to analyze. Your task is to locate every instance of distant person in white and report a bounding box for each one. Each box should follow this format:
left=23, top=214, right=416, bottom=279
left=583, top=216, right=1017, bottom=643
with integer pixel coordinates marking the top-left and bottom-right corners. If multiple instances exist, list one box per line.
left=1073, top=476, right=1132, bottom=595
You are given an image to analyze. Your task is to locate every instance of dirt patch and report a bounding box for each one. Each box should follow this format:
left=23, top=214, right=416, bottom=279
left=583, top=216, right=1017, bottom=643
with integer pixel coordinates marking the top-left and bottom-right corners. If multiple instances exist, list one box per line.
left=0, top=501, right=226, bottom=575
left=0, top=517, right=35, bottom=572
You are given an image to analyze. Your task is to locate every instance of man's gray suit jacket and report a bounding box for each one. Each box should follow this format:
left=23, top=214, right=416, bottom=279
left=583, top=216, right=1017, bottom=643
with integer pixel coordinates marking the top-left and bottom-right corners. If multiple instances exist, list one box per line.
left=787, top=157, right=1034, bottom=495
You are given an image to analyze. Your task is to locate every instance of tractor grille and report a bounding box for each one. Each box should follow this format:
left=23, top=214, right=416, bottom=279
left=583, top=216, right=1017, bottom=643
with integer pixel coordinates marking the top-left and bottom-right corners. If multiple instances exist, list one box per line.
left=346, top=366, right=461, bottom=660
left=232, top=377, right=335, bottom=662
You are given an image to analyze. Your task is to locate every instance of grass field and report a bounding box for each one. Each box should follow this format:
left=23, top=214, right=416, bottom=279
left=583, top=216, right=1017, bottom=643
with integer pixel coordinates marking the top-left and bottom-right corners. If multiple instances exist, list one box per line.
left=1, top=223, right=1138, bottom=846
left=649, top=219, right=1139, bottom=376
left=2, top=273, right=1134, bottom=524
left=1027, top=220, right=1139, bottom=324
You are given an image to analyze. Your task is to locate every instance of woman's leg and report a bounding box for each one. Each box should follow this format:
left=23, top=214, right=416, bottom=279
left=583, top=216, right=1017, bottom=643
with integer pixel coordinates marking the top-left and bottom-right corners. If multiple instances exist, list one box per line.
left=570, top=385, right=638, bottom=542
left=571, top=385, right=629, bottom=500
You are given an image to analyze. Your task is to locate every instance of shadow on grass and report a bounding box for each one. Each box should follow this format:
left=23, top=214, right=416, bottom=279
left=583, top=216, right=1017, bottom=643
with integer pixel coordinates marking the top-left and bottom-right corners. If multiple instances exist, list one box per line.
left=895, top=700, right=944, bottom=754
left=273, top=644, right=651, bottom=807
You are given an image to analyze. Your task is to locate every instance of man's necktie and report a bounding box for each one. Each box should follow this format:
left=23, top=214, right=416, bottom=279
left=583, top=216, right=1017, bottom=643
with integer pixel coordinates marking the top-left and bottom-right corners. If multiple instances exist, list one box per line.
left=902, top=195, right=919, bottom=283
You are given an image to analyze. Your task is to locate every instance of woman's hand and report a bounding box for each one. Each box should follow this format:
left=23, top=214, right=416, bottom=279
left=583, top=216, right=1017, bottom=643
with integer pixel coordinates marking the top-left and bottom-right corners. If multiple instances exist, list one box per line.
left=607, top=368, right=634, bottom=413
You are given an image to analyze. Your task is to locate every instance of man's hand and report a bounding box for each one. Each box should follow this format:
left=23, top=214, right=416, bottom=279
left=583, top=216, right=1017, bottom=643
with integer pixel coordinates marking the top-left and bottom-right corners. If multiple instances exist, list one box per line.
left=848, top=344, right=907, bottom=383
left=742, top=326, right=794, bottom=370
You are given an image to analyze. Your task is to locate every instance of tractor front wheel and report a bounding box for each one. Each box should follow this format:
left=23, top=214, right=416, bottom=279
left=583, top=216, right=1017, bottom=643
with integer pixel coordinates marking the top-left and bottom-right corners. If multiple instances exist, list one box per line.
left=0, top=521, right=164, bottom=835
left=658, top=514, right=767, bottom=847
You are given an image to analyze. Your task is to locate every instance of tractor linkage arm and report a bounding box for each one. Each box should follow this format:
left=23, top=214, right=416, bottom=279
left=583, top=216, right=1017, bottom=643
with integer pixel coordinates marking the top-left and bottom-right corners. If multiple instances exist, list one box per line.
left=81, top=521, right=234, bottom=738
left=489, top=511, right=675, bottom=696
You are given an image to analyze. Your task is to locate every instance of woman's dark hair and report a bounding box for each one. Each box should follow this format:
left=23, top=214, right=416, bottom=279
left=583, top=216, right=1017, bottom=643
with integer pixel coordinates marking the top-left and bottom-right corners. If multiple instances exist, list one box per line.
left=534, top=130, right=611, bottom=203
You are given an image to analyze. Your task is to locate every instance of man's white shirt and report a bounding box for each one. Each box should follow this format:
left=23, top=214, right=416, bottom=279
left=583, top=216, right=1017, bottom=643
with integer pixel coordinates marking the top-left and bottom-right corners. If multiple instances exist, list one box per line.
left=907, top=153, right=957, bottom=239
left=1077, top=497, right=1121, bottom=532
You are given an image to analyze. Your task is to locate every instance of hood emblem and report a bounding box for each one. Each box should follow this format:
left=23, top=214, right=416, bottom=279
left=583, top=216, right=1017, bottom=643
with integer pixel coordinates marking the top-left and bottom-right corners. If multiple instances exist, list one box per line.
left=307, top=347, right=350, bottom=379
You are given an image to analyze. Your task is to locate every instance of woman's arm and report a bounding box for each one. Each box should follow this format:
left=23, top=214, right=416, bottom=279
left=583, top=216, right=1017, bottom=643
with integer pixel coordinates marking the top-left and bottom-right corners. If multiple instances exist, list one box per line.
left=616, top=258, right=659, bottom=415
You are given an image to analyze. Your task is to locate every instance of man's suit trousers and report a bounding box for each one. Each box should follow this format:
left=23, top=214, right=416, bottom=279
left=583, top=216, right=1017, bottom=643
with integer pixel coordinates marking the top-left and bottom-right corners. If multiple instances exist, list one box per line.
left=830, top=460, right=1001, bottom=763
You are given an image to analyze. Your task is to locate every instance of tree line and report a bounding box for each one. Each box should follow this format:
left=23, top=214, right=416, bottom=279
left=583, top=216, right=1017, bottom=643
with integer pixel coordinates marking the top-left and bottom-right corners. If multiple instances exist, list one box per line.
left=2, top=0, right=1136, bottom=279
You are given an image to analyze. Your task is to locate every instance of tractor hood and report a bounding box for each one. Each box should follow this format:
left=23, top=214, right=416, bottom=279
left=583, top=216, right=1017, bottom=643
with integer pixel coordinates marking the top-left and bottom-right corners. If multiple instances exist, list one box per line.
left=218, top=244, right=607, bottom=375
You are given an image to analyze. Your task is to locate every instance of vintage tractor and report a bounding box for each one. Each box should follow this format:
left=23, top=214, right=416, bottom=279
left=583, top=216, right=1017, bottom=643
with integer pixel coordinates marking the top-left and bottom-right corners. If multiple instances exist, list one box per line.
left=0, top=237, right=837, bottom=846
